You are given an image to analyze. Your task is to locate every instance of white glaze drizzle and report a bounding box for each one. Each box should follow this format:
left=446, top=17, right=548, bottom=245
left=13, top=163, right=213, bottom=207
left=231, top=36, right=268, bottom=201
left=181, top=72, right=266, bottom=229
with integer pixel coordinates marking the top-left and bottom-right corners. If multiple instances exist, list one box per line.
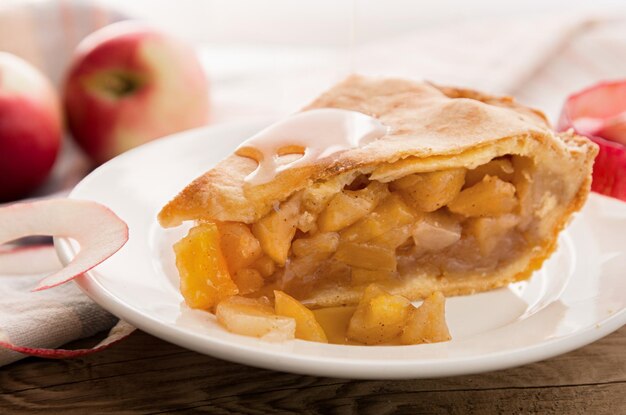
left=235, top=108, right=388, bottom=185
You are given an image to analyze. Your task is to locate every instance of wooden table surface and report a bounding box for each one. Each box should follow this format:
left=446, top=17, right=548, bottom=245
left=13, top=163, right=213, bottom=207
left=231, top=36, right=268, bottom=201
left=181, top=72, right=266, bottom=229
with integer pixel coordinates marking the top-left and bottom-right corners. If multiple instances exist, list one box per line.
left=0, top=326, right=624, bottom=414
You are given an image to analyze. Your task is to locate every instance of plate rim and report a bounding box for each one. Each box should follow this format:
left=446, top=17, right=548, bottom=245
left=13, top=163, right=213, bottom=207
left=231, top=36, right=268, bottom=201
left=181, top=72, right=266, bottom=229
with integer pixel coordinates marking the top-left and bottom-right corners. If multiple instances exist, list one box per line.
left=56, top=122, right=626, bottom=379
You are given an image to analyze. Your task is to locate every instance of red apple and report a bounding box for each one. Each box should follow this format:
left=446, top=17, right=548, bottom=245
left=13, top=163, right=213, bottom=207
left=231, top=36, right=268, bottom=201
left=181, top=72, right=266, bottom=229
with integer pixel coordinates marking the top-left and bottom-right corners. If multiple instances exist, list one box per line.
left=63, top=21, right=210, bottom=165
left=0, top=52, right=62, bottom=202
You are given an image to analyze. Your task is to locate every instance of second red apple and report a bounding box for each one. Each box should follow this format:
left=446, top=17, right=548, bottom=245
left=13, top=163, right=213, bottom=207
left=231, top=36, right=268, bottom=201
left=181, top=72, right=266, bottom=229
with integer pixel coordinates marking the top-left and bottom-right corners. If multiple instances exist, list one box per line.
left=63, top=21, right=210, bottom=164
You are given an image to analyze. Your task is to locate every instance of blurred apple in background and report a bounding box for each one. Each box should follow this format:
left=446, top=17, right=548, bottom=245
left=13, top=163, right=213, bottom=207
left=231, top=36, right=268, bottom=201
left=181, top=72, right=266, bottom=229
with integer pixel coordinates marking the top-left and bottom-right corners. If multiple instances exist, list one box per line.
left=0, top=52, right=62, bottom=202
left=63, top=21, right=210, bottom=165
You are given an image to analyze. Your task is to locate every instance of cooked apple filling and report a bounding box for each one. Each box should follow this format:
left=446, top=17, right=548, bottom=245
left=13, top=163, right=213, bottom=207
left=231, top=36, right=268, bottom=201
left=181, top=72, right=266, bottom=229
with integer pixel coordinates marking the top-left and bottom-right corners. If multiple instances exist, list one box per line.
left=174, top=154, right=552, bottom=311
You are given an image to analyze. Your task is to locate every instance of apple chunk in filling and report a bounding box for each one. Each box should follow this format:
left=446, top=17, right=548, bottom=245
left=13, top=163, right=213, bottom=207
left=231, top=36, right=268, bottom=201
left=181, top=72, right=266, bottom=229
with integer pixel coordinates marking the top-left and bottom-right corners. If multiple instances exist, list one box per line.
left=216, top=296, right=295, bottom=341
left=391, top=168, right=466, bottom=212
left=448, top=175, right=517, bottom=217
left=412, top=210, right=462, bottom=252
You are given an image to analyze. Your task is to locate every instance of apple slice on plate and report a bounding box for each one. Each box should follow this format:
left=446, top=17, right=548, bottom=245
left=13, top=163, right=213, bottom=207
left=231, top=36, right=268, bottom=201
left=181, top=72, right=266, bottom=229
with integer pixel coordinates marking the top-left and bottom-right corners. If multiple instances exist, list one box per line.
left=558, top=80, right=626, bottom=200
left=0, top=198, right=128, bottom=290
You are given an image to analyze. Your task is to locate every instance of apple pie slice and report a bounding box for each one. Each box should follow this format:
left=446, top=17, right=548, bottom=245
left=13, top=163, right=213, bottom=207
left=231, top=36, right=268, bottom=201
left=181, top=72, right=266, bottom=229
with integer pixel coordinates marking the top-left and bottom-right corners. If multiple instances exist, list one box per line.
left=159, top=75, right=597, bottom=310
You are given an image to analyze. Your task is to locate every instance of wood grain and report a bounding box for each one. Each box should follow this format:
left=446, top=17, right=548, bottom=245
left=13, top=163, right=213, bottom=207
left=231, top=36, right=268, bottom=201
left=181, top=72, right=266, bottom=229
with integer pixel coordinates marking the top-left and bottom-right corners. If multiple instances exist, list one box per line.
left=0, top=327, right=624, bottom=414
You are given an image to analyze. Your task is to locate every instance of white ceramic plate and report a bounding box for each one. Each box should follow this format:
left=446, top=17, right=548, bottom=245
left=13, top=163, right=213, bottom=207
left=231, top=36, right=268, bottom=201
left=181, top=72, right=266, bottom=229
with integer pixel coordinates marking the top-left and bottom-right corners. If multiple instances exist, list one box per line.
left=56, top=121, right=626, bottom=379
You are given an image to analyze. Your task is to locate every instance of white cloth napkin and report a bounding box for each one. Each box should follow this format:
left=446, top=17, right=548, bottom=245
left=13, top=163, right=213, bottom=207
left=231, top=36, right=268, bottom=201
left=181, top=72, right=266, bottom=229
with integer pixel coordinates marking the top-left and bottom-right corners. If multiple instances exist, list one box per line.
left=3, top=8, right=626, bottom=367
left=0, top=248, right=118, bottom=364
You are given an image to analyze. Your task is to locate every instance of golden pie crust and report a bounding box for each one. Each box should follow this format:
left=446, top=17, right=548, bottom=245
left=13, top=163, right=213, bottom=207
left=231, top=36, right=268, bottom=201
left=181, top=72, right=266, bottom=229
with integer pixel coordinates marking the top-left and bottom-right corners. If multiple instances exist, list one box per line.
left=159, top=75, right=598, bottom=307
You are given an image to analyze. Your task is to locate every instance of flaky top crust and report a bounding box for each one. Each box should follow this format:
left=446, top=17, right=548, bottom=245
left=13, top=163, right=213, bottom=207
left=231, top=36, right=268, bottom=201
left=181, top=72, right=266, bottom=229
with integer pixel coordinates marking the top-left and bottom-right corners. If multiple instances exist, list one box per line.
left=158, top=75, right=592, bottom=227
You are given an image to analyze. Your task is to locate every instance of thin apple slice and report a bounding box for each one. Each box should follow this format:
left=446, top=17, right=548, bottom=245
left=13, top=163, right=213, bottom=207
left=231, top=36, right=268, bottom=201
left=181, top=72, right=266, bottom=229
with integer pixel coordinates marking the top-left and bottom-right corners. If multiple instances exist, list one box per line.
left=0, top=320, right=135, bottom=359
left=0, top=199, right=128, bottom=291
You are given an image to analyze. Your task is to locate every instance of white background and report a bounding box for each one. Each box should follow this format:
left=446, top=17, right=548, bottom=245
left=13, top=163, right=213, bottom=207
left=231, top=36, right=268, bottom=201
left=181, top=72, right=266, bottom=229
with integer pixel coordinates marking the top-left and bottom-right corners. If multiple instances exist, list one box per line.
left=95, top=0, right=625, bottom=46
